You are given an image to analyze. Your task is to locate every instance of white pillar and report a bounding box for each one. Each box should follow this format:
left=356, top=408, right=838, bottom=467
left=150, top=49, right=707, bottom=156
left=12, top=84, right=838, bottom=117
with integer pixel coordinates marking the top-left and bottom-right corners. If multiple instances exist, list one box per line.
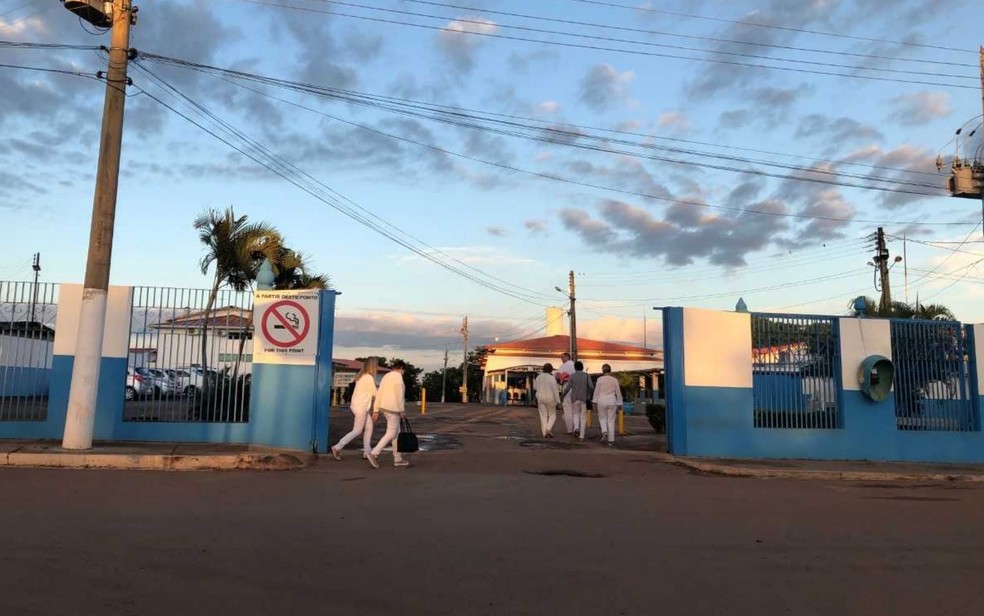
left=62, top=288, right=108, bottom=449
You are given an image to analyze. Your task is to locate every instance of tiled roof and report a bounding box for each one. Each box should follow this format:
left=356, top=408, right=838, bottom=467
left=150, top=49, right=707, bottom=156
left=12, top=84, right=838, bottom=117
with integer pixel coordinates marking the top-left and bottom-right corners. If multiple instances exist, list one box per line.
left=487, top=334, right=658, bottom=356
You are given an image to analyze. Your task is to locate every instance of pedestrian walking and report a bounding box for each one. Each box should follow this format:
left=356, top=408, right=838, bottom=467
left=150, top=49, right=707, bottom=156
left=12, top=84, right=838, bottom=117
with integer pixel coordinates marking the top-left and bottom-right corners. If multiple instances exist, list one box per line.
left=592, top=364, right=623, bottom=447
left=533, top=362, right=561, bottom=438
left=367, top=360, right=409, bottom=469
left=556, top=352, right=577, bottom=435
left=562, top=361, right=594, bottom=440
left=330, top=357, right=378, bottom=461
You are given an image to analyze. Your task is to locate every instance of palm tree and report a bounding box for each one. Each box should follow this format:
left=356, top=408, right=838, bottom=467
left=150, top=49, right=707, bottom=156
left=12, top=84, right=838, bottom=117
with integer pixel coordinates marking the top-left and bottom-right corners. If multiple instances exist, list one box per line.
left=847, top=296, right=956, bottom=321
left=272, top=249, right=332, bottom=290
left=194, top=207, right=282, bottom=378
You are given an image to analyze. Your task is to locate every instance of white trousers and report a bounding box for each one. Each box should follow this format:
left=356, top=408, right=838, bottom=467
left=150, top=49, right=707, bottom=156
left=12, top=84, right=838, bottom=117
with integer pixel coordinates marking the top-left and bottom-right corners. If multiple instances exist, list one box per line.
left=597, top=404, right=617, bottom=442
left=333, top=408, right=373, bottom=453
left=562, top=396, right=574, bottom=433
left=370, top=412, right=404, bottom=463
left=572, top=401, right=587, bottom=438
left=536, top=399, right=557, bottom=436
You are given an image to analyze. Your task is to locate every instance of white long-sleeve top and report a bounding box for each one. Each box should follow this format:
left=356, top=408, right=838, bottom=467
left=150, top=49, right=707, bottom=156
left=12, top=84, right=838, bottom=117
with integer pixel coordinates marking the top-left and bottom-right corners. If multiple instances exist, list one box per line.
left=533, top=372, right=561, bottom=405
left=373, top=370, right=405, bottom=414
left=349, top=373, right=377, bottom=414
left=592, top=374, right=623, bottom=407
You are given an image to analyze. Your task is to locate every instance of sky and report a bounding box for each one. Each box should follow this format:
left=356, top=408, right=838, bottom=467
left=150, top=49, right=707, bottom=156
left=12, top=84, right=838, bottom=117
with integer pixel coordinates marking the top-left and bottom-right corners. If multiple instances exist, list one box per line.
left=1, top=0, right=983, bottom=370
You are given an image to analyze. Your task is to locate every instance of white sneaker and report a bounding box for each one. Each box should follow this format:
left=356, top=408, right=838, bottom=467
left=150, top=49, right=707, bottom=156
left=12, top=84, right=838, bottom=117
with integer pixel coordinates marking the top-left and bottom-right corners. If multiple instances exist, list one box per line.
left=367, top=453, right=380, bottom=469
left=394, top=460, right=410, bottom=468
left=330, top=446, right=342, bottom=461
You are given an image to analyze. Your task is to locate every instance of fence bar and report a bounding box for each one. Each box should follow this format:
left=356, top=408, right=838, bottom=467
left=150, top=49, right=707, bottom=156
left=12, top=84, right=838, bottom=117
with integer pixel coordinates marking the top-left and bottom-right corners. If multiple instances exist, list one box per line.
left=751, top=313, right=840, bottom=430
left=123, top=286, right=253, bottom=424
left=890, top=319, right=975, bottom=432
left=1, top=280, right=58, bottom=422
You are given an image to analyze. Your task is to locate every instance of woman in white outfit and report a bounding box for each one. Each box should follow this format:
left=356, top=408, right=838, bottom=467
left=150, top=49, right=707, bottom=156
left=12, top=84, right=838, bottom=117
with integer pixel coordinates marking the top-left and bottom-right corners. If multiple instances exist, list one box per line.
left=533, top=363, right=561, bottom=438
left=592, top=363, right=623, bottom=446
left=367, top=360, right=408, bottom=469
left=331, top=358, right=378, bottom=460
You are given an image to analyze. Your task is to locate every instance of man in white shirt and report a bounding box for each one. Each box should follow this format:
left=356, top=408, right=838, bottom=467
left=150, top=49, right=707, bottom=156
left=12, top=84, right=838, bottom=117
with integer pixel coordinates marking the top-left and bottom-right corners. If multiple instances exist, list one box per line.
left=367, top=360, right=409, bottom=469
left=555, top=352, right=577, bottom=435
left=592, top=363, right=623, bottom=446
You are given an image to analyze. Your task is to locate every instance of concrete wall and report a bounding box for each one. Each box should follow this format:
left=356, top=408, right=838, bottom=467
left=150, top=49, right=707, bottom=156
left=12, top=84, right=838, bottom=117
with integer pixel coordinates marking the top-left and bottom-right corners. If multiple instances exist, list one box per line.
left=662, top=308, right=984, bottom=463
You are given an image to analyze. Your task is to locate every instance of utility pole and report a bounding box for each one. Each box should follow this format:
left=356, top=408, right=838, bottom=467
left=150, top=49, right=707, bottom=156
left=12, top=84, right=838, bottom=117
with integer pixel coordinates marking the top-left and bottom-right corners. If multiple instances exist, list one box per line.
left=460, top=317, right=469, bottom=404
left=29, top=253, right=41, bottom=323
left=555, top=271, right=578, bottom=360
left=873, top=227, right=892, bottom=314
left=903, top=235, right=909, bottom=305
left=441, top=347, right=448, bottom=404
left=62, top=0, right=137, bottom=450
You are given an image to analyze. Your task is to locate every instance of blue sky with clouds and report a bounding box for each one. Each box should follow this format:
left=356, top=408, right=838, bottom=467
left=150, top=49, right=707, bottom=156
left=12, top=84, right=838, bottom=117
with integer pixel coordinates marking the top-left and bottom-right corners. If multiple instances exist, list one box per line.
left=1, top=0, right=982, bottom=369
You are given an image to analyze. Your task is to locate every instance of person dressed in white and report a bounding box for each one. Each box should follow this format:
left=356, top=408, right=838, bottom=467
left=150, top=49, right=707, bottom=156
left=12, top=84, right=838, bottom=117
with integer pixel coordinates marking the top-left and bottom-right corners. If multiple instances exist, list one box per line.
left=533, top=362, right=561, bottom=438
left=562, top=361, right=594, bottom=440
left=367, top=360, right=409, bottom=469
left=330, top=358, right=378, bottom=461
left=555, top=352, right=577, bottom=435
left=592, top=363, right=623, bottom=446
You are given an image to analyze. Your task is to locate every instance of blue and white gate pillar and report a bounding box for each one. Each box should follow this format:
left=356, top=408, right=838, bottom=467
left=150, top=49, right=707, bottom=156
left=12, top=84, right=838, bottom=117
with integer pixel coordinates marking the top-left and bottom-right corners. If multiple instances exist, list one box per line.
left=48, top=284, right=133, bottom=441
left=248, top=289, right=336, bottom=453
left=836, top=317, right=896, bottom=436
left=970, top=324, right=984, bottom=430
left=661, top=307, right=753, bottom=456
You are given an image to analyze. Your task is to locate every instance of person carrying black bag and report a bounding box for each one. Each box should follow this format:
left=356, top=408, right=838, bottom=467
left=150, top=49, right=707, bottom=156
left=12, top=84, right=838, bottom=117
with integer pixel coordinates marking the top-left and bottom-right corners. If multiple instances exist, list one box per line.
left=367, top=360, right=411, bottom=469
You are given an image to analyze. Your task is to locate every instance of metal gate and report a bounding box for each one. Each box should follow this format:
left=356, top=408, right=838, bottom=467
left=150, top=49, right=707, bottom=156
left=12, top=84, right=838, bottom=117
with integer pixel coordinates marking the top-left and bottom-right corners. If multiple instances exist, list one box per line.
left=890, top=320, right=976, bottom=431
left=751, top=313, right=840, bottom=429
left=0, top=281, right=58, bottom=421
left=125, top=286, right=253, bottom=423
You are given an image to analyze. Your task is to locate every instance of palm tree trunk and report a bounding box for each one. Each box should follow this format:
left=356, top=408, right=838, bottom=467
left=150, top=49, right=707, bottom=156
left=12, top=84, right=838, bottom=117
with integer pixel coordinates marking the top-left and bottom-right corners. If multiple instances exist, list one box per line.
left=200, top=273, right=221, bottom=384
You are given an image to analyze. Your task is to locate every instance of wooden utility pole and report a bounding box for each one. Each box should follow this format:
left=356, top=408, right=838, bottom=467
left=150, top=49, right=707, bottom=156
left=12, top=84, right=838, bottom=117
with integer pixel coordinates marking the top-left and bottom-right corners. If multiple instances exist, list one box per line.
left=873, top=227, right=892, bottom=314
left=460, top=317, right=469, bottom=404
left=63, top=0, right=136, bottom=450
left=441, top=347, right=448, bottom=404
left=568, top=270, right=578, bottom=360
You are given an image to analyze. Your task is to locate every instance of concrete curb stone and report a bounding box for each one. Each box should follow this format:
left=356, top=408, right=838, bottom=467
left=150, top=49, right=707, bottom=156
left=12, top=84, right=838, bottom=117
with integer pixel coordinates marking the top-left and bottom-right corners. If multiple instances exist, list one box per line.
left=1, top=451, right=309, bottom=471
left=666, top=456, right=984, bottom=483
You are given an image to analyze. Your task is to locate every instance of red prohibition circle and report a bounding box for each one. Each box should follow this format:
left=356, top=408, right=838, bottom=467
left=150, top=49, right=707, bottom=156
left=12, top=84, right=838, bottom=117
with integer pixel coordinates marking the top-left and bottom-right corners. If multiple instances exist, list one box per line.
left=261, top=300, right=311, bottom=348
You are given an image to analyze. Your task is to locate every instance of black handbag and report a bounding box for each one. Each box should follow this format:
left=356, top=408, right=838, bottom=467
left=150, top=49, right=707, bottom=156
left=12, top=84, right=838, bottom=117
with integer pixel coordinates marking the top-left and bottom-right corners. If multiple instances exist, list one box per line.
left=397, top=416, right=419, bottom=453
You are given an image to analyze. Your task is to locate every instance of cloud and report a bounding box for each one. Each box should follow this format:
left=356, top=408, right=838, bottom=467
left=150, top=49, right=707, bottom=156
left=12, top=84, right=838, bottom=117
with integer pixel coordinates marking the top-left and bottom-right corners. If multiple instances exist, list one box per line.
left=888, top=91, right=951, bottom=126
left=579, top=64, right=635, bottom=112
left=561, top=198, right=790, bottom=267
left=535, top=100, right=562, bottom=115
left=438, top=17, right=498, bottom=73
left=524, top=219, right=548, bottom=234
left=839, top=144, right=940, bottom=209
left=795, top=114, right=884, bottom=153
left=657, top=111, right=690, bottom=135
left=486, top=226, right=508, bottom=237
left=398, top=246, right=533, bottom=267
left=508, top=49, right=558, bottom=73
left=718, top=85, right=811, bottom=131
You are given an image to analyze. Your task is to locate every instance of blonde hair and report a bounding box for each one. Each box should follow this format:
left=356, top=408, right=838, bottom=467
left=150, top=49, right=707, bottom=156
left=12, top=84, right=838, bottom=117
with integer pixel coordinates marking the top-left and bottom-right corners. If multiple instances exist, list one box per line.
left=355, top=357, right=378, bottom=380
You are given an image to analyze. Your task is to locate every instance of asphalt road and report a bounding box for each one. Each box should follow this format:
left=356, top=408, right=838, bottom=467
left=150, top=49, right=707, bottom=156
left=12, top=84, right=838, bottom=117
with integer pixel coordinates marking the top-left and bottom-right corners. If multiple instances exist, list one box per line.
left=1, top=405, right=982, bottom=615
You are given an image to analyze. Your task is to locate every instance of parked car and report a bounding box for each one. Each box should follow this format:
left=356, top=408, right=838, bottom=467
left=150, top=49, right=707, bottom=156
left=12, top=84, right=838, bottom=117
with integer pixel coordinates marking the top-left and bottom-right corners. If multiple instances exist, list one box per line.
left=132, top=367, right=177, bottom=398
left=170, top=367, right=219, bottom=396
left=125, top=367, right=155, bottom=400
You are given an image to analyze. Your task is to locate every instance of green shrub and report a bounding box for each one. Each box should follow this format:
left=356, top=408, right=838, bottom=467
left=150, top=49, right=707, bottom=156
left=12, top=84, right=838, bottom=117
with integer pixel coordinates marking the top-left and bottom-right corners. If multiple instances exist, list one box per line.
left=645, top=402, right=666, bottom=434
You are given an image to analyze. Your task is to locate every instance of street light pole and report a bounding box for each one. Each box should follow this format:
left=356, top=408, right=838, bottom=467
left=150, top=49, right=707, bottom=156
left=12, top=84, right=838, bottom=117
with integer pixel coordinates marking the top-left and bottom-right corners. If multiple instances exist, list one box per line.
left=62, top=0, right=136, bottom=450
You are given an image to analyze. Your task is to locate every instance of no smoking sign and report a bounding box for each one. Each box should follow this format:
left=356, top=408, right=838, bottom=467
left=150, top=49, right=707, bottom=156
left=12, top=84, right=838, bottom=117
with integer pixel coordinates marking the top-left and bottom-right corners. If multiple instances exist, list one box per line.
left=253, top=291, right=320, bottom=365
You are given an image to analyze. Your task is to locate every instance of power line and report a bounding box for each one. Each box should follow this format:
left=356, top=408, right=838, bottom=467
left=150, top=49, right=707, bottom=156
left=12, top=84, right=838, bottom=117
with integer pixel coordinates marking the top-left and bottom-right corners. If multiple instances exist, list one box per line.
left=393, top=0, right=976, bottom=69
left=297, top=0, right=977, bottom=80
left=232, top=0, right=976, bottom=89
left=567, top=0, right=976, bottom=55
left=138, top=54, right=971, bottom=227
left=131, top=66, right=553, bottom=306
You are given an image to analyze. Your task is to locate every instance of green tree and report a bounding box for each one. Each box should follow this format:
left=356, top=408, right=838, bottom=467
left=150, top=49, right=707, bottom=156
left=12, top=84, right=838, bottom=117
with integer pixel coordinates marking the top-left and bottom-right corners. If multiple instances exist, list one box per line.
left=422, top=366, right=463, bottom=402
left=194, top=207, right=281, bottom=377
left=847, top=296, right=956, bottom=321
left=273, top=248, right=331, bottom=290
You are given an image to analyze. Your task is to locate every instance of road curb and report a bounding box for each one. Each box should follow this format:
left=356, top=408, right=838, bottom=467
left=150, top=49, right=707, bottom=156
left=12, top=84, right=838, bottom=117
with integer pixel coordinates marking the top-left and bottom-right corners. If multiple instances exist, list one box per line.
left=0, top=452, right=309, bottom=471
left=667, top=456, right=984, bottom=483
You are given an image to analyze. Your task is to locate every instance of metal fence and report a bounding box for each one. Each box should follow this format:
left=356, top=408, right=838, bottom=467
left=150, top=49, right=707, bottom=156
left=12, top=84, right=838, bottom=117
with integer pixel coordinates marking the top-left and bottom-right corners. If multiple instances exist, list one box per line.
left=751, top=313, right=840, bottom=429
left=0, top=281, right=58, bottom=421
left=890, top=320, right=976, bottom=432
left=125, top=286, right=253, bottom=423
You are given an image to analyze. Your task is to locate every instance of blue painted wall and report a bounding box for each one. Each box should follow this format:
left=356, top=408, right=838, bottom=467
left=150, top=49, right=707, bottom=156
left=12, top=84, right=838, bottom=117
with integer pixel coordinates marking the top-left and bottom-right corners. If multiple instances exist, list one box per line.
left=0, top=367, right=50, bottom=397
left=663, top=308, right=984, bottom=463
